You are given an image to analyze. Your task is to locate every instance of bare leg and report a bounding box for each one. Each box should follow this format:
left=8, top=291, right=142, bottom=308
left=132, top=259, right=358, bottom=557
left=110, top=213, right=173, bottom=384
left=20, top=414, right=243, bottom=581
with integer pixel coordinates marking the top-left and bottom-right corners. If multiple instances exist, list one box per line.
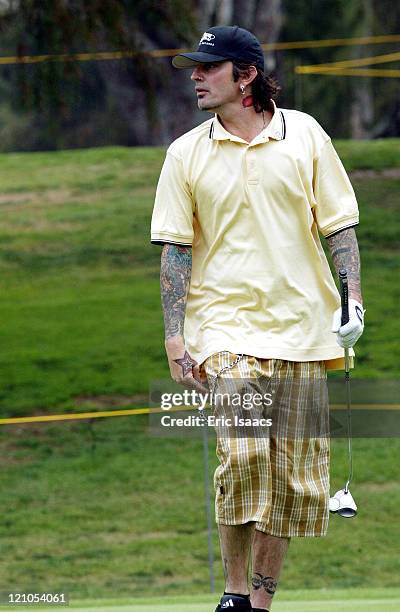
left=250, top=531, right=290, bottom=610
left=218, top=523, right=255, bottom=594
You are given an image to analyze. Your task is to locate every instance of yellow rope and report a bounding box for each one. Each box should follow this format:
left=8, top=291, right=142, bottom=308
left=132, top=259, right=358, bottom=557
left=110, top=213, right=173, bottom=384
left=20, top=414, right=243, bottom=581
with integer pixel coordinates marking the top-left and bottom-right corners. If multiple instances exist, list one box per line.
left=0, top=34, right=399, bottom=65
left=0, top=405, right=196, bottom=425
left=262, top=34, right=400, bottom=50
left=298, top=68, right=400, bottom=78
left=1, top=404, right=399, bottom=426
left=296, top=50, right=400, bottom=75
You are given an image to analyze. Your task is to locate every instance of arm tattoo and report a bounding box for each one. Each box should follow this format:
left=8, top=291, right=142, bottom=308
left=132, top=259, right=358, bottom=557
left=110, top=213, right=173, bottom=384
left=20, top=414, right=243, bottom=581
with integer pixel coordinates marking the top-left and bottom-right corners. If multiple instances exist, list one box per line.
left=326, top=228, right=362, bottom=303
left=160, top=244, right=192, bottom=340
left=252, top=573, right=278, bottom=596
left=174, top=351, right=196, bottom=377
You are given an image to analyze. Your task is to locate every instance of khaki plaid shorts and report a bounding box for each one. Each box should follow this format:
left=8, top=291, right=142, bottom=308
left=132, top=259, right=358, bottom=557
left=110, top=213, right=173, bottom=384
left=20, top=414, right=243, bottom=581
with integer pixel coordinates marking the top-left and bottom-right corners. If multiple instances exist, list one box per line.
left=202, top=352, right=330, bottom=537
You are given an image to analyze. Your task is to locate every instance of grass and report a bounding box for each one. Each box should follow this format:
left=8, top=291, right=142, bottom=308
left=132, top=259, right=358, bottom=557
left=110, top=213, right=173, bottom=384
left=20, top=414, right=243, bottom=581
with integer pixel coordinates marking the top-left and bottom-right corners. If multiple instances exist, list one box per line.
left=0, top=415, right=399, bottom=598
left=2, top=590, right=400, bottom=611
left=332, top=138, right=400, bottom=171
left=0, top=142, right=399, bottom=414
left=0, top=147, right=165, bottom=414
left=0, top=141, right=399, bottom=600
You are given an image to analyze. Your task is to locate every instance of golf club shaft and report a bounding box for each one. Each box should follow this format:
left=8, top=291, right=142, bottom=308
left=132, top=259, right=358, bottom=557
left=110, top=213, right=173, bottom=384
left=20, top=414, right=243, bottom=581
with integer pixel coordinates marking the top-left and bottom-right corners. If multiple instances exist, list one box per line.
left=344, top=347, right=353, bottom=491
left=339, top=269, right=353, bottom=492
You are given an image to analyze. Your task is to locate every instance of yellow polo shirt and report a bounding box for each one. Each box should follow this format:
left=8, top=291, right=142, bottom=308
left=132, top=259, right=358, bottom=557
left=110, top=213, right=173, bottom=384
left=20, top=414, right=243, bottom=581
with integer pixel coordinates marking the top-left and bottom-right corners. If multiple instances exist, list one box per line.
left=151, top=101, right=359, bottom=369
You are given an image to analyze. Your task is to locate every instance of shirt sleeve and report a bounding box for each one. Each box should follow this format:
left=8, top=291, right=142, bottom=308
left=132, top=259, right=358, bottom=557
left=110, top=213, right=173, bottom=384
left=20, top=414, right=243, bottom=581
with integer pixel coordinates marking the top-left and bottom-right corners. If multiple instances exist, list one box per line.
left=312, top=139, right=359, bottom=237
left=151, top=150, right=195, bottom=246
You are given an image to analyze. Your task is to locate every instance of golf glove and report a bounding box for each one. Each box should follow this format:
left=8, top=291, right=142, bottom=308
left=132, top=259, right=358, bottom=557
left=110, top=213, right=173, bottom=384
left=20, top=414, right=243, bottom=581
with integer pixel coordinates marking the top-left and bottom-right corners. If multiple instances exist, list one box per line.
left=332, top=298, right=365, bottom=348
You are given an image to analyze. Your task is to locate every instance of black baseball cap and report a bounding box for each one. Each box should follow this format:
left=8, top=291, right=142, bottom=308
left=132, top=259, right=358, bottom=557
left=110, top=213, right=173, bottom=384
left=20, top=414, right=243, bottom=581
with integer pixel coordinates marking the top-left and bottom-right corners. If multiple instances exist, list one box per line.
left=172, top=25, right=265, bottom=71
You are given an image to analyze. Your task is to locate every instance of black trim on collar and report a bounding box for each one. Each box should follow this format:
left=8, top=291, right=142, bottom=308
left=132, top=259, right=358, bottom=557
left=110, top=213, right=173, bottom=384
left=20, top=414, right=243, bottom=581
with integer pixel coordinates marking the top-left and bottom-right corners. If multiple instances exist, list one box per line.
left=209, top=122, right=214, bottom=139
left=280, top=111, right=286, bottom=140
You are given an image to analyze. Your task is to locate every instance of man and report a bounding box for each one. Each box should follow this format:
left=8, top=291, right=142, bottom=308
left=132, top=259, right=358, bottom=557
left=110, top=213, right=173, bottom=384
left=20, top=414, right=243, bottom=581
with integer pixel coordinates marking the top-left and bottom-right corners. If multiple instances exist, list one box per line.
left=151, top=25, right=364, bottom=612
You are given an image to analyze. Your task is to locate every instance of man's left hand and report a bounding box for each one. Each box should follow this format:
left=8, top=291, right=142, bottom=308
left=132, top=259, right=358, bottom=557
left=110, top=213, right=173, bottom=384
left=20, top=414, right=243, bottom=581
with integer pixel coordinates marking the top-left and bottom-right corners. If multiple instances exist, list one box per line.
left=332, top=298, right=365, bottom=348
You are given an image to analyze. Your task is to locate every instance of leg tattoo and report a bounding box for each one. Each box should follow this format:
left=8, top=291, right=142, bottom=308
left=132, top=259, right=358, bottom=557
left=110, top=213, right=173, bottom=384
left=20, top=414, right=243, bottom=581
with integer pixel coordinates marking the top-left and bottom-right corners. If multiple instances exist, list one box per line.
left=252, top=573, right=277, bottom=596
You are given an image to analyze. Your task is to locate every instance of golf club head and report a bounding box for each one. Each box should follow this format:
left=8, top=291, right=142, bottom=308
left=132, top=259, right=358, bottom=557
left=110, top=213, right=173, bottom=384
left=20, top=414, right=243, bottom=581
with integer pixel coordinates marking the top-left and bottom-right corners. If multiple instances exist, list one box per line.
left=329, top=488, right=357, bottom=518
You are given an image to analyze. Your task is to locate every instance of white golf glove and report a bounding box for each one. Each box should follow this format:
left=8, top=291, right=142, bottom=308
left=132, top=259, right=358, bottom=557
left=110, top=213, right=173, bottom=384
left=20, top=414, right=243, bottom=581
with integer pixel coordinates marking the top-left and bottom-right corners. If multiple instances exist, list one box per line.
left=332, top=299, right=365, bottom=348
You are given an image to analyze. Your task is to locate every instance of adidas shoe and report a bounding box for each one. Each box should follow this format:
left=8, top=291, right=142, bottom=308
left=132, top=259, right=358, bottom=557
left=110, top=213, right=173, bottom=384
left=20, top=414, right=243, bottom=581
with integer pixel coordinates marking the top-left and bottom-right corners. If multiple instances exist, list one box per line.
left=215, top=593, right=252, bottom=611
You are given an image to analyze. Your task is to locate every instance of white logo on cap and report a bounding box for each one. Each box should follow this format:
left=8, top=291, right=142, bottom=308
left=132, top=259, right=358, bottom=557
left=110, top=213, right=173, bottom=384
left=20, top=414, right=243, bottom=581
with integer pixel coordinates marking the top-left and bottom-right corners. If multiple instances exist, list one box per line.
left=200, top=32, right=215, bottom=44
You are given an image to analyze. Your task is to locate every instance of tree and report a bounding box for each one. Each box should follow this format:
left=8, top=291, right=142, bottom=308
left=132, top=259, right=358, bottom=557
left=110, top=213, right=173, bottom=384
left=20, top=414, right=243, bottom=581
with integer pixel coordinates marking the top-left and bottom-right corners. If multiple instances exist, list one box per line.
left=0, top=0, right=198, bottom=149
left=280, top=0, right=400, bottom=138
left=0, top=0, right=398, bottom=149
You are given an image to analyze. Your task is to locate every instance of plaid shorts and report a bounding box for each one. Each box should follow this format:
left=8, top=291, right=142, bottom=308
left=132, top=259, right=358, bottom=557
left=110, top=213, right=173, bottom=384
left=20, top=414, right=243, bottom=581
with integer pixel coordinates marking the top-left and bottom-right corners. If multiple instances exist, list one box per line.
left=202, top=352, right=330, bottom=537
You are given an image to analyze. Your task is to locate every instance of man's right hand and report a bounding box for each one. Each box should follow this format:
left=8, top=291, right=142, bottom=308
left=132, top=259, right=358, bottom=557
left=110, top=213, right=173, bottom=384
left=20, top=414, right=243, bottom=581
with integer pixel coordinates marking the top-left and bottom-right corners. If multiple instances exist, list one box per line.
left=165, top=336, right=208, bottom=393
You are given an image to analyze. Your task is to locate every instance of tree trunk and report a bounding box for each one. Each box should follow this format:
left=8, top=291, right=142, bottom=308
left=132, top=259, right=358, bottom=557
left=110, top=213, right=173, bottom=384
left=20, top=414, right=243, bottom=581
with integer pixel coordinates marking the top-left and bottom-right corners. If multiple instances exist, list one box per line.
left=350, top=0, right=374, bottom=139
left=104, top=0, right=284, bottom=145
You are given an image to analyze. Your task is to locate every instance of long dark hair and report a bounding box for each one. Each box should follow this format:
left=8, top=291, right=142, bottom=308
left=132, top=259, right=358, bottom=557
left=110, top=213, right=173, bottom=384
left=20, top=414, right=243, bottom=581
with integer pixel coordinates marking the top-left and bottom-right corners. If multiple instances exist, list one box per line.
left=232, top=61, right=281, bottom=114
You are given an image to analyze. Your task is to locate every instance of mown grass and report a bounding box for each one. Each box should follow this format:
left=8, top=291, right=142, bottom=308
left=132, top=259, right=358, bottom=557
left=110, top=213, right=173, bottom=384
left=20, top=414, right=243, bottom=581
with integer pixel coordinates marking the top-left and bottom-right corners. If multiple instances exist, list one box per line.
left=1, top=415, right=399, bottom=599
left=1, top=142, right=399, bottom=414
left=334, top=138, right=400, bottom=170
left=2, top=588, right=400, bottom=611
left=0, top=142, right=399, bottom=599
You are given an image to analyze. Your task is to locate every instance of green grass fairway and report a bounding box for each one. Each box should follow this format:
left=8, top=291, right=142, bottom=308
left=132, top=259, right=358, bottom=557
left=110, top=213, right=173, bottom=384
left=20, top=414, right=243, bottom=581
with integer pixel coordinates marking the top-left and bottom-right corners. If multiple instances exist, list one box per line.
left=0, top=142, right=399, bottom=416
left=2, top=589, right=400, bottom=611
left=0, top=142, right=399, bottom=599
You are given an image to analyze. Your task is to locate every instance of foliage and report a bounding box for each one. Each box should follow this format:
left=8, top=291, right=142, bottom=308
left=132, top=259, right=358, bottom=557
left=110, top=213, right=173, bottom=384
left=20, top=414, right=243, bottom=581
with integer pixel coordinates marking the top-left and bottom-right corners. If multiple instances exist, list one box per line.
left=0, top=1, right=399, bottom=149
left=0, top=0, right=197, bottom=149
left=279, top=0, right=400, bottom=137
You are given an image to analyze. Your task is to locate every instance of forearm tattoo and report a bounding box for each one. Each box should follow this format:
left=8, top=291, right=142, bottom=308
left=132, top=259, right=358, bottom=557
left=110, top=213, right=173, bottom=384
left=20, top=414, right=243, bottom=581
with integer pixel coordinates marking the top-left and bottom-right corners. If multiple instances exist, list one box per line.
left=326, top=227, right=362, bottom=303
left=252, top=573, right=278, bottom=596
left=160, top=244, right=192, bottom=339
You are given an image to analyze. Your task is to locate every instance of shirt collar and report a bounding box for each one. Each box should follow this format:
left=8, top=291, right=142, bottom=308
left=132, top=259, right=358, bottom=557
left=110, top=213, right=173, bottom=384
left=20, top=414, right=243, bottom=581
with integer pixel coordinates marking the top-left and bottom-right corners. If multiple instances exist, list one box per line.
left=209, top=100, right=286, bottom=144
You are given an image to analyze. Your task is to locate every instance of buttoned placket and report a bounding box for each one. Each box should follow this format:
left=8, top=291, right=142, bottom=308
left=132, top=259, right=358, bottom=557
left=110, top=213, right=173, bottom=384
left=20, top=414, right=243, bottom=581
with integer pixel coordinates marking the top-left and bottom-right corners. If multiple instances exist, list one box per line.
left=211, top=107, right=285, bottom=188
left=245, top=145, right=260, bottom=185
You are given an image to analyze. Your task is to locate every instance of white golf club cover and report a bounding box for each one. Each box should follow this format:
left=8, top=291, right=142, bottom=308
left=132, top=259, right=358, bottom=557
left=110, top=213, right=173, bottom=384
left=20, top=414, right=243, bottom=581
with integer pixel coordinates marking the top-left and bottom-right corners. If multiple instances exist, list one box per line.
left=329, top=488, right=357, bottom=517
left=332, top=298, right=365, bottom=348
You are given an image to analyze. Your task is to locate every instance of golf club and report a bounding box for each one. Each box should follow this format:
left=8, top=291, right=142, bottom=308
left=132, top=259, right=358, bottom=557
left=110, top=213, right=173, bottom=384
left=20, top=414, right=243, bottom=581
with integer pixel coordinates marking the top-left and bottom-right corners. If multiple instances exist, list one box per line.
left=329, top=268, right=358, bottom=518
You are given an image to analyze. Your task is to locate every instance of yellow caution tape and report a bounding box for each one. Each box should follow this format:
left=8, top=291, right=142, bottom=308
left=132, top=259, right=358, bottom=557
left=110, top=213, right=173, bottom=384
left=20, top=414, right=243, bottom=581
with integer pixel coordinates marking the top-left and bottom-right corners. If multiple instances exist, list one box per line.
left=0, top=34, right=399, bottom=66
left=299, top=68, right=400, bottom=78
left=0, top=48, right=191, bottom=65
left=262, top=34, right=400, bottom=50
left=296, top=50, right=400, bottom=73
left=298, top=50, right=400, bottom=70
left=0, top=404, right=399, bottom=426
left=0, top=405, right=193, bottom=425
left=296, top=49, right=400, bottom=78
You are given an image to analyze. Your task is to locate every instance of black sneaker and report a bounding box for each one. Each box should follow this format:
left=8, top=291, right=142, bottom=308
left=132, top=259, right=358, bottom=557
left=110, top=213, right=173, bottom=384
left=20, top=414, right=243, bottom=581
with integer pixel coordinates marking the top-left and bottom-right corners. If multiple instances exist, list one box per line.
left=215, top=593, right=252, bottom=611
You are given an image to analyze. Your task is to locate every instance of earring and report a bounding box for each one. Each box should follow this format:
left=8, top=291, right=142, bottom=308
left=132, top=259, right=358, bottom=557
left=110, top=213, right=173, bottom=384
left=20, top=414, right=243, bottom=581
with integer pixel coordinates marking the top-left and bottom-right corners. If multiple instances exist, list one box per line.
left=240, top=84, right=245, bottom=94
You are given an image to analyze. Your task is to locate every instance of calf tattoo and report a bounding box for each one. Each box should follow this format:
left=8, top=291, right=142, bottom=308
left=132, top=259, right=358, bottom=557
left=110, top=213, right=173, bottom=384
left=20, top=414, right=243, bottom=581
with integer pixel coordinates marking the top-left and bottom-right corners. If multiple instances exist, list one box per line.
left=252, top=573, right=278, bottom=596
left=174, top=351, right=196, bottom=377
